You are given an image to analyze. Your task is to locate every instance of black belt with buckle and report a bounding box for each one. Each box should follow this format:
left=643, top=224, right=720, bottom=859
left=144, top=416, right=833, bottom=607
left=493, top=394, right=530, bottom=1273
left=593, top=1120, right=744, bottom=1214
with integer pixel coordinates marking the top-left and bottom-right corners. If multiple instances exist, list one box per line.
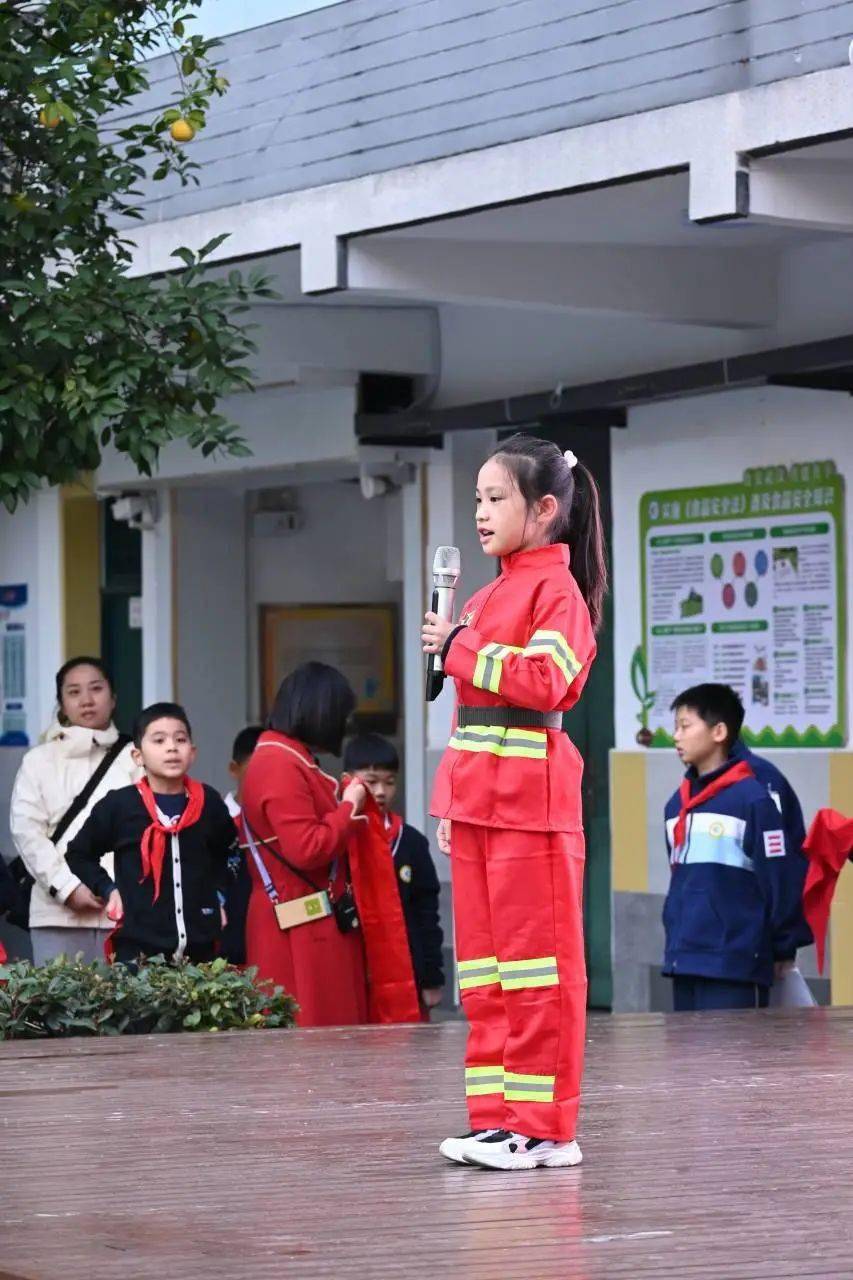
left=457, top=706, right=563, bottom=730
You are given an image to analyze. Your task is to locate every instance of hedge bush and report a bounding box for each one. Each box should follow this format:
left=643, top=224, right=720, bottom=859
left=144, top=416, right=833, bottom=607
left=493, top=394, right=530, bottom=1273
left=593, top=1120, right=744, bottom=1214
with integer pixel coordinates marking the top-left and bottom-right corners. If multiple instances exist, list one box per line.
left=0, top=954, right=298, bottom=1040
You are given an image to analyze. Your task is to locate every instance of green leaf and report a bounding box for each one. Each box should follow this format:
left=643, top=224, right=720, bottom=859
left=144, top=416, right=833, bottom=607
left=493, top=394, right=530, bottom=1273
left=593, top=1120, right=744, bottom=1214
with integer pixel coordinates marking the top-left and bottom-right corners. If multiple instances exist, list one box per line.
left=199, top=233, right=229, bottom=258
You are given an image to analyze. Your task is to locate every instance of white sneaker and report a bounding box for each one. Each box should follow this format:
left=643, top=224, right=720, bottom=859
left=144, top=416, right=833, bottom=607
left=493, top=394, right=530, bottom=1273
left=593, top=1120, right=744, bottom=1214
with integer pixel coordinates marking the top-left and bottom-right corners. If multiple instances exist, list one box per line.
left=462, top=1128, right=583, bottom=1171
left=439, top=1129, right=499, bottom=1164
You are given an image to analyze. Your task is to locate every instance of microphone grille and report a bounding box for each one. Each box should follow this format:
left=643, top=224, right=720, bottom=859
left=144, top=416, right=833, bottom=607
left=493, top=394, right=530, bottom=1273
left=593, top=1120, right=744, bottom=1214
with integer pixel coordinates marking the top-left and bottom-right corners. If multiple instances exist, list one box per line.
left=433, top=545, right=461, bottom=576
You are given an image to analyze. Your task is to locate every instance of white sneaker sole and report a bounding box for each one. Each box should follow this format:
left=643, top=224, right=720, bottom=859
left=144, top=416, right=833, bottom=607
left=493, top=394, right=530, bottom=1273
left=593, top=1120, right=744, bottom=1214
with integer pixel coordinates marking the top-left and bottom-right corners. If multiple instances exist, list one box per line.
left=465, top=1140, right=583, bottom=1171
left=439, top=1137, right=481, bottom=1164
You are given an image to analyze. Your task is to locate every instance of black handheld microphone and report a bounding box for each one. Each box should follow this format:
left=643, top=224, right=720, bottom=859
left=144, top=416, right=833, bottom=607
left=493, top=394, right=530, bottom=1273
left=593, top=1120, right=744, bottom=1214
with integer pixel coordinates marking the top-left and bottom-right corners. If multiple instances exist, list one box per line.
left=425, top=545, right=461, bottom=702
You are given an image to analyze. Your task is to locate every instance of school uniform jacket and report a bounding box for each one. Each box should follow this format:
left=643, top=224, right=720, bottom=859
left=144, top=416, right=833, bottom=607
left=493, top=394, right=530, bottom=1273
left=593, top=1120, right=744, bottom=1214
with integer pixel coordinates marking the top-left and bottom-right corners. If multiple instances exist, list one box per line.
left=732, top=741, right=808, bottom=856
left=430, top=543, right=596, bottom=833
left=65, top=783, right=234, bottom=961
left=392, top=823, right=445, bottom=990
left=663, top=760, right=809, bottom=988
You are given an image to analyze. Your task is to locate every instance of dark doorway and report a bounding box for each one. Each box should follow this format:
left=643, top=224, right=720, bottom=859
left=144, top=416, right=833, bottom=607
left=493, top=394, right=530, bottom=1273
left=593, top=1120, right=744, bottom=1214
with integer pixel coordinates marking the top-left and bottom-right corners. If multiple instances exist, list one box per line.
left=100, top=504, right=143, bottom=735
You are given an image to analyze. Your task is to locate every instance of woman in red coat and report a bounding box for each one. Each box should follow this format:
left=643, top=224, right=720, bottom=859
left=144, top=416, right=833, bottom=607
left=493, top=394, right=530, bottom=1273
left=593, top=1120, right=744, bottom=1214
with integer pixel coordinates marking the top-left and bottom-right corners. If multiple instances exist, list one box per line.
left=241, top=662, right=369, bottom=1027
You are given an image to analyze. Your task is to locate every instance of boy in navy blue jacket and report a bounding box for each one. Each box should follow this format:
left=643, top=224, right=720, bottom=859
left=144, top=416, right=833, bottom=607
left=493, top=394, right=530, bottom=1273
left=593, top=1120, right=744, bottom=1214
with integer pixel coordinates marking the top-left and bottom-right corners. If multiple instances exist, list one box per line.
left=343, top=734, right=445, bottom=1012
left=663, top=683, right=810, bottom=1011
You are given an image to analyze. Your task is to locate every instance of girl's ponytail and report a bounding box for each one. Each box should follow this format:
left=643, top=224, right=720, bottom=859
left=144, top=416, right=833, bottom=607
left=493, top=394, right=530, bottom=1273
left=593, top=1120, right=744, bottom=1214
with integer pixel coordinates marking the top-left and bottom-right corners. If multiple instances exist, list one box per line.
left=566, top=461, right=607, bottom=633
left=489, top=434, right=608, bottom=633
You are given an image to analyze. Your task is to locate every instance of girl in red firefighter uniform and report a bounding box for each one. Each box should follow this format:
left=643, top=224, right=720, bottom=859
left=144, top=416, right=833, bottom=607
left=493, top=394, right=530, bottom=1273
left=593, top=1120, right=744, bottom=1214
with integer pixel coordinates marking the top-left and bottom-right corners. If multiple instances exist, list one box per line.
left=423, top=434, right=606, bottom=1171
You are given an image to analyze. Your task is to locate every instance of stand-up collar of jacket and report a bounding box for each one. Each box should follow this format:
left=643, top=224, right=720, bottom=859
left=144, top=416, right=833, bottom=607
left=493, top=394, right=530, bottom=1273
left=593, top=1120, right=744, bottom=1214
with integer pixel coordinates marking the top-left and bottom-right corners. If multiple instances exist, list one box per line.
left=43, top=719, right=121, bottom=756
left=500, top=543, right=570, bottom=574
left=685, top=753, right=746, bottom=796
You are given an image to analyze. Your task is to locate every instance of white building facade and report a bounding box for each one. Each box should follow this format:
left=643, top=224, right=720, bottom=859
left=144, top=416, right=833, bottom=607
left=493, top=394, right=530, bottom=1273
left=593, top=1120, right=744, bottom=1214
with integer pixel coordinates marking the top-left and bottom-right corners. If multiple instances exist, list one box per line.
left=3, top=0, right=853, bottom=1002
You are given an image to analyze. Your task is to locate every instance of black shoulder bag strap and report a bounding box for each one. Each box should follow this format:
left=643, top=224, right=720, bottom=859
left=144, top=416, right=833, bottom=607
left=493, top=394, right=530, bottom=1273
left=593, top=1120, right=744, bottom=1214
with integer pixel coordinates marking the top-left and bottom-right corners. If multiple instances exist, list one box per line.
left=51, top=733, right=132, bottom=846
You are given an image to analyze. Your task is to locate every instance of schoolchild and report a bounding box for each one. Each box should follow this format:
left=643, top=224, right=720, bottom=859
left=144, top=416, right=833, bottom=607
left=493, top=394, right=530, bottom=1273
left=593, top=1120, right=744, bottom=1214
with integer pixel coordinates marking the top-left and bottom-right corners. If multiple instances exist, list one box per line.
left=343, top=733, right=445, bottom=1012
left=664, top=683, right=810, bottom=1011
left=65, top=703, right=236, bottom=965
left=422, top=433, right=606, bottom=1171
left=220, top=725, right=263, bottom=965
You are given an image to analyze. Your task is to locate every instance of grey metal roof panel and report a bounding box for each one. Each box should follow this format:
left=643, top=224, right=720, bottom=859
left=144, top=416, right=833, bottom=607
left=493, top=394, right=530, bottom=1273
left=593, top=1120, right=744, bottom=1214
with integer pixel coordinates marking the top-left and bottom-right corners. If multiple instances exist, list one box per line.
left=125, top=0, right=853, bottom=225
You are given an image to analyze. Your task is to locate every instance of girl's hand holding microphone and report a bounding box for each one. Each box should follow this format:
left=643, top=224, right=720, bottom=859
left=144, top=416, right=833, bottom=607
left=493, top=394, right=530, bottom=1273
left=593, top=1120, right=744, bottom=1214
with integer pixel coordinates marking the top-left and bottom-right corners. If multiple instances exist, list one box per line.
left=422, top=612, right=454, bottom=654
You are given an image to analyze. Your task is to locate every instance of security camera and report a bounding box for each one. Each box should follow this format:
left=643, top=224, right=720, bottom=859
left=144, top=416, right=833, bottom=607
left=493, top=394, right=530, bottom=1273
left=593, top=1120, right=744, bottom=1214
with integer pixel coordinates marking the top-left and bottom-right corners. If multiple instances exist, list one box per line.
left=111, top=493, right=158, bottom=530
left=359, top=473, right=392, bottom=501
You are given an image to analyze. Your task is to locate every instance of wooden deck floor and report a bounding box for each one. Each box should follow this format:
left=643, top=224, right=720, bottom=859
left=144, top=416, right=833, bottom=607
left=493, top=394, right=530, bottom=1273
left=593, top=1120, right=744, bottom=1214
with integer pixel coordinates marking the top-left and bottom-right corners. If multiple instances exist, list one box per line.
left=2, top=1009, right=852, bottom=1279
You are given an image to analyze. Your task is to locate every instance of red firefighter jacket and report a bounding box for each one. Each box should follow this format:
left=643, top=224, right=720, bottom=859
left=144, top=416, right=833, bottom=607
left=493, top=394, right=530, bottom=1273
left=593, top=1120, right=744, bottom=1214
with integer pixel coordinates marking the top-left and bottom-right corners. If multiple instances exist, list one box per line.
left=430, top=543, right=596, bottom=832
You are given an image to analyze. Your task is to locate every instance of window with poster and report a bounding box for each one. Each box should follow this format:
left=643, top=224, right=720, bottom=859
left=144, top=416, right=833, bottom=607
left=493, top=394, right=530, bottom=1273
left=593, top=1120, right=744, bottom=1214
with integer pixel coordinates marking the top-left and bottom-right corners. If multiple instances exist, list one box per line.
left=261, top=604, right=398, bottom=734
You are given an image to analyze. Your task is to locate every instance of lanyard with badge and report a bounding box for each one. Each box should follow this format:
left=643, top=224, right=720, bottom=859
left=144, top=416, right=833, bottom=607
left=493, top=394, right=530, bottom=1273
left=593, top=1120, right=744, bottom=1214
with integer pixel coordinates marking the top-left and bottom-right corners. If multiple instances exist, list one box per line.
left=241, top=817, right=359, bottom=934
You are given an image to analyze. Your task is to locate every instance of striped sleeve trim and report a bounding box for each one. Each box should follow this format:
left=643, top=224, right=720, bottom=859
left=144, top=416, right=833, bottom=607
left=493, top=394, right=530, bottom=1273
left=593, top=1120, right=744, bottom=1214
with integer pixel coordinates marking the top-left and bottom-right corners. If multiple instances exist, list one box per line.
left=522, top=629, right=583, bottom=685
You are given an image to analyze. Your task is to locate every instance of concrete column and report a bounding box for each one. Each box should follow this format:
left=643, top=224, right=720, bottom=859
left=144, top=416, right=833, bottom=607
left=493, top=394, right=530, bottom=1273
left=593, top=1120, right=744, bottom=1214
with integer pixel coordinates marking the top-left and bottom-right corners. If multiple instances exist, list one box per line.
left=401, top=467, right=426, bottom=832
left=173, top=487, right=248, bottom=793
left=35, top=488, right=64, bottom=733
left=141, top=488, right=174, bottom=706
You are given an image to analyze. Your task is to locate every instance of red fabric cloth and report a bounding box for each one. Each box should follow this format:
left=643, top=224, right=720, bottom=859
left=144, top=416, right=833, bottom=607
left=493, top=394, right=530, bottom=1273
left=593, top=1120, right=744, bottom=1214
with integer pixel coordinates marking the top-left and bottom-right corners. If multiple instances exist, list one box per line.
left=241, top=732, right=369, bottom=1027
left=347, top=794, right=420, bottom=1025
left=673, top=760, right=754, bottom=851
left=803, top=808, right=853, bottom=974
left=136, top=777, right=205, bottom=903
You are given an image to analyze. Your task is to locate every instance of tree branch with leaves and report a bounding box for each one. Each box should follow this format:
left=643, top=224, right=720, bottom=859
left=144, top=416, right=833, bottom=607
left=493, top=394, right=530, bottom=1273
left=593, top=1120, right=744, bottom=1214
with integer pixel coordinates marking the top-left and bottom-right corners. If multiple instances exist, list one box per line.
left=0, top=0, right=274, bottom=511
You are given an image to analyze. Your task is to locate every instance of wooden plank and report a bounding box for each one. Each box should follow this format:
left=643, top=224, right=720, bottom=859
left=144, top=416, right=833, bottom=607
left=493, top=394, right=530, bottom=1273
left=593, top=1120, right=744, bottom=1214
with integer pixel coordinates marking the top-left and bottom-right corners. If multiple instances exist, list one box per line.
left=2, top=1010, right=853, bottom=1278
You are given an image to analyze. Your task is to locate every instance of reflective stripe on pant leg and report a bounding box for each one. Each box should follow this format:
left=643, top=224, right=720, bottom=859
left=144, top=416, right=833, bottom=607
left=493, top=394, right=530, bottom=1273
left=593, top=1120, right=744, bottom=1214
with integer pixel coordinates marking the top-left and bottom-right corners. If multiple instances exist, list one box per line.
left=465, top=1065, right=505, bottom=1097
left=457, top=955, right=500, bottom=991
left=499, top=956, right=560, bottom=990
left=486, top=828, right=587, bottom=1142
left=451, top=822, right=509, bottom=1131
left=503, top=1071, right=556, bottom=1103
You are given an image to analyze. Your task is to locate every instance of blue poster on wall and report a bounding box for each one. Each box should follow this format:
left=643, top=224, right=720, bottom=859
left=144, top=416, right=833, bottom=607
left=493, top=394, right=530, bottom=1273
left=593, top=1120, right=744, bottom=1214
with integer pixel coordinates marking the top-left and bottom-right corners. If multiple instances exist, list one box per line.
left=0, top=584, right=30, bottom=746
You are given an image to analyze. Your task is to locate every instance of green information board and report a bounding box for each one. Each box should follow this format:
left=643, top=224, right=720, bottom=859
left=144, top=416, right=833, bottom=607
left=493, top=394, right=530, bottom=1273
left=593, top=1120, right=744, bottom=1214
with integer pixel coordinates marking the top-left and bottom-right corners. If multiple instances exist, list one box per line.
left=638, top=460, right=846, bottom=748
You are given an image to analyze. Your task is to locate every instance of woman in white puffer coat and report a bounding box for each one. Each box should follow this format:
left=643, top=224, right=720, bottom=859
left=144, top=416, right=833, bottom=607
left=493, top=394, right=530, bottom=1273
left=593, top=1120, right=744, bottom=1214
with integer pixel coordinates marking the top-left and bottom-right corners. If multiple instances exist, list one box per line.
left=10, top=657, right=139, bottom=965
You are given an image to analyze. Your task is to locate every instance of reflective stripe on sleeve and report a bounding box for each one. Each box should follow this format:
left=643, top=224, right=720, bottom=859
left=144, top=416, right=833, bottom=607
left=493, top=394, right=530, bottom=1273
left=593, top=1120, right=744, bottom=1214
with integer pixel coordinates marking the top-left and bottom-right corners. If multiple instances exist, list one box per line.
left=499, top=955, right=560, bottom=991
left=522, top=629, right=582, bottom=685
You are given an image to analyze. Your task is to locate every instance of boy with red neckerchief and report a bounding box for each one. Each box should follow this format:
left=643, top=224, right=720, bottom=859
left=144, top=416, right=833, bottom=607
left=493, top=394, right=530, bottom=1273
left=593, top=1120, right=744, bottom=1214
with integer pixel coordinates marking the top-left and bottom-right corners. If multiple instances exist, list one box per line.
left=663, top=684, right=809, bottom=1011
left=65, top=703, right=236, bottom=966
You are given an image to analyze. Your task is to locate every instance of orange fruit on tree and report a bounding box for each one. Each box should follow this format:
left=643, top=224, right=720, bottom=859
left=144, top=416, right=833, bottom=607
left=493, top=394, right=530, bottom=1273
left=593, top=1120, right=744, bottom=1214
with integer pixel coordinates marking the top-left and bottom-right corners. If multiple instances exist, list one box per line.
left=39, top=108, right=61, bottom=129
left=170, top=118, right=196, bottom=143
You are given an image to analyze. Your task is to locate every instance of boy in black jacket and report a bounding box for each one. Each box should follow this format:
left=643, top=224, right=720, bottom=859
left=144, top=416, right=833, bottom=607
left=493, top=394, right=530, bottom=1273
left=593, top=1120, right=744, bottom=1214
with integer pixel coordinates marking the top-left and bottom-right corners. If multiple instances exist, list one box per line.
left=65, top=703, right=236, bottom=966
left=343, top=734, right=445, bottom=1012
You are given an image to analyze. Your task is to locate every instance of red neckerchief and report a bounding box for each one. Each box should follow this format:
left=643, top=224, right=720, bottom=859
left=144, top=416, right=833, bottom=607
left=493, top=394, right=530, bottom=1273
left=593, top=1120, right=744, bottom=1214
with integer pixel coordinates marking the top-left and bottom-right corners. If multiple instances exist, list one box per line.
left=673, top=760, right=754, bottom=852
left=136, top=777, right=205, bottom=902
left=383, top=811, right=404, bottom=851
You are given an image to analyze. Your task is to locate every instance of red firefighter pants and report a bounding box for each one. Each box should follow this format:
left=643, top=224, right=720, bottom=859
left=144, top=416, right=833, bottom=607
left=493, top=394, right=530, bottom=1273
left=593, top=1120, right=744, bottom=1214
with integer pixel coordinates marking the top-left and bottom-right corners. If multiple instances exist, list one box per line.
left=451, top=822, right=587, bottom=1142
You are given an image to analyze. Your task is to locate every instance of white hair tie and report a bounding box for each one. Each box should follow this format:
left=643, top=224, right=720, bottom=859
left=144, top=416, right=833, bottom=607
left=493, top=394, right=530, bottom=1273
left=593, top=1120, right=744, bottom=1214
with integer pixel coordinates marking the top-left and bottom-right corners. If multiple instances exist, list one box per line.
left=563, top=449, right=578, bottom=470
